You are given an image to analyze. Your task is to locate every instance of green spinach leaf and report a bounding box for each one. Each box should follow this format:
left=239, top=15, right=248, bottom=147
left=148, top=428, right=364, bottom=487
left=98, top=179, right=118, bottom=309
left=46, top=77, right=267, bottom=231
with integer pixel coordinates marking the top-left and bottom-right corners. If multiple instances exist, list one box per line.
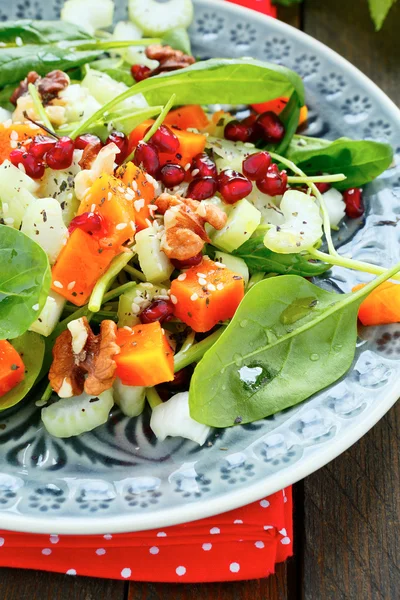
left=233, top=236, right=330, bottom=277
left=368, top=0, right=398, bottom=30
left=0, top=331, right=45, bottom=411
left=0, top=20, right=93, bottom=44
left=0, top=84, right=15, bottom=110
left=162, top=27, right=192, bottom=55
left=0, top=226, right=51, bottom=339
left=274, top=91, right=301, bottom=155
left=189, top=264, right=399, bottom=427
left=284, top=135, right=393, bottom=189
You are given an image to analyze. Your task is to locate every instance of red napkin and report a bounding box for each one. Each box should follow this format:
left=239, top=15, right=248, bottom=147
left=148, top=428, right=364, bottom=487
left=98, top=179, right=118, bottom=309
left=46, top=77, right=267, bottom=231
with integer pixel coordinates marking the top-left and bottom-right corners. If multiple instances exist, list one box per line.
left=227, top=0, right=277, bottom=17
left=0, top=489, right=292, bottom=581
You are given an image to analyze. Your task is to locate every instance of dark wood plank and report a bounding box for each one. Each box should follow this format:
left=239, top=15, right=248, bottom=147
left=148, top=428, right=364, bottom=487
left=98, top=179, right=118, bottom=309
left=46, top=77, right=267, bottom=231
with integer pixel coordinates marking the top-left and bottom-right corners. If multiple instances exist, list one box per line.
left=0, top=567, right=126, bottom=600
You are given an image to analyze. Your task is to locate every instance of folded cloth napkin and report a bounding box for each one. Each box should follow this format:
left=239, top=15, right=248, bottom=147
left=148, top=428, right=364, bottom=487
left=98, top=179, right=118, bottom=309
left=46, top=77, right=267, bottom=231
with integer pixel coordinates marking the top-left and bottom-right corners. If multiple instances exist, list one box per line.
left=227, top=0, right=277, bottom=17
left=0, top=489, right=292, bottom=582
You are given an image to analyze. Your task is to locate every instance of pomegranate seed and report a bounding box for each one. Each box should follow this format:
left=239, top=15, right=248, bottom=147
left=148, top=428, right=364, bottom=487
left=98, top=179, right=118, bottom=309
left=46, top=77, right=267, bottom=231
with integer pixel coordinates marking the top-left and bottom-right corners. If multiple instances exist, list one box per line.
left=314, top=182, right=331, bottom=194
left=106, top=131, right=129, bottom=164
left=68, top=211, right=104, bottom=235
left=343, top=187, right=364, bottom=219
left=242, top=151, right=271, bottom=181
left=133, top=142, right=160, bottom=177
left=224, top=119, right=252, bottom=143
left=256, top=163, right=288, bottom=196
left=187, top=176, right=218, bottom=200
left=148, top=125, right=179, bottom=154
left=74, top=133, right=102, bottom=150
left=9, top=148, right=45, bottom=179
left=160, top=163, right=185, bottom=188
left=139, top=299, right=174, bottom=324
left=131, top=64, right=151, bottom=82
left=171, top=252, right=203, bottom=269
left=218, top=169, right=253, bottom=204
left=29, top=135, right=57, bottom=159
left=255, top=111, right=285, bottom=144
left=192, top=152, right=217, bottom=178
left=45, top=136, right=74, bottom=170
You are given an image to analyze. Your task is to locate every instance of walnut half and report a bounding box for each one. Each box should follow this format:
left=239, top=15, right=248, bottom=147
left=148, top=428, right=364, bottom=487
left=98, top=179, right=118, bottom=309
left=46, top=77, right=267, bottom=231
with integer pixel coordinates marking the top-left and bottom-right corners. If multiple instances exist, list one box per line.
left=49, top=317, right=120, bottom=398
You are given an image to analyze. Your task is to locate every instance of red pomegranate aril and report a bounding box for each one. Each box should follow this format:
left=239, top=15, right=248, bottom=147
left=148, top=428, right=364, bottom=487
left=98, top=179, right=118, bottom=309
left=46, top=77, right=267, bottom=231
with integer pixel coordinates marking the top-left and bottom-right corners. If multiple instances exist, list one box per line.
left=343, top=187, right=364, bottom=219
left=171, top=252, right=203, bottom=269
left=29, top=135, right=57, bottom=159
left=74, top=133, right=102, bottom=150
left=133, top=142, right=160, bottom=177
left=106, top=131, right=129, bottom=164
left=149, top=125, right=179, bottom=154
left=9, top=148, right=45, bottom=179
left=139, top=299, right=175, bottom=324
left=242, top=151, right=272, bottom=181
left=218, top=169, right=253, bottom=204
left=315, top=182, right=331, bottom=194
left=160, top=163, right=185, bottom=188
left=224, top=119, right=252, bottom=143
left=192, top=152, right=217, bottom=178
left=187, top=176, right=218, bottom=200
left=255, top=111, right=285, bottom=144
left=131, top=64, right=151, bottom=82
left=256, top=164, right=288, bottom=196
left=45, top=136, right=74, bottom=170
left=68, top=211, right=104, bottom=235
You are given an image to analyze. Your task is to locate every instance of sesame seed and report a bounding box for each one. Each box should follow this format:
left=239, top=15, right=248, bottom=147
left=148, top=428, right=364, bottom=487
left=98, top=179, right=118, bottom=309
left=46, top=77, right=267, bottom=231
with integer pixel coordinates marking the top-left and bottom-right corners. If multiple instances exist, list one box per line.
left=197, top=273, right=206, bottom=278
left=3, top=119, right=11, bottom=129
left=90, top=203, right=96, bottom=213
left=123, top=326, right=132, bottom=332
left=108, top=192, right=113, bottom=201
left=53, top=281, right=63, bottom=289
left=10, top=130, right=19, bottom=141
left=32, top=303, right=39, bottom=311
left=130, top=220, right=136, bottom=231
left=10, top=140, right=18, bottom=149
left=198, top=277, right=207, bottom=286
left=161, top=328, right=165, bottom=334
left=116, top=222, right=127, bottom=230
left=170, top=294, right=178, bottom=304
left=134, top=199, right=145, bottom=212
left=216, top=283, right=224, bottom=291
left=191, top=168, right=200, bottom=177
left=177, top=273, right=186, bottom=281
left=131, top=302, right=141, bottom=314
left=184, top=162, right=191, bottom=171
left=132, top=180, right=138, bottom=192
left=190, top=293, right=199, bottom=301
left=4, top=217, right=14, bottom=225
left=145, top=218, right=152, bottom=227
left=18, top=162, right=26, bottom=174
left=217, top=263, right=226, bottom=268
left=67, top=281, right=76, bottom=290
left=207, top=283, right=216, bottom=292
left=117, top=186, right=125, bottom=194
left=133, top=296, right=143, bottom=305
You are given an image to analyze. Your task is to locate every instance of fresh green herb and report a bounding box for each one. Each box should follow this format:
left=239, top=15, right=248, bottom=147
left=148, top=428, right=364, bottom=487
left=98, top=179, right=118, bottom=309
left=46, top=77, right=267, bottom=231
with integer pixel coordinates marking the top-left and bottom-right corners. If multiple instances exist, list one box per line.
left=0, top=19, right=93, bottom=44
left=0, top=226, right=51, bottom=339
left=89, top=250, right=134, bottom=312
left=285, top=135, right=393, bottom=189
left=0, top=331, right=45, bottom=411
left=28, top=82, right=54, bottom=132
left=368, top=0, right=398, bottom=30
left=0, top=84, right=17, bottom=110
left=189, top=261, right=400, bottom=427
left=162, top=27, right=192, bottom=55
left=142, top=93, right=176, bottom=144
left=274, top=91, right=301, bottom=155
left=173, top=328, right=226, bottom=373
left=233, top=236, right=330, bottom=276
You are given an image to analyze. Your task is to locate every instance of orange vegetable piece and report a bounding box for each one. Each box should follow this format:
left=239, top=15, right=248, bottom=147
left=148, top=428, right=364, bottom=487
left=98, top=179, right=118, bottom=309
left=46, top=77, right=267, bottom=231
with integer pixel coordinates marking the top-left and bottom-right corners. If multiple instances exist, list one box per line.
left=251, top=97, right=308, bottom=126
left=353, top=281, right=400, bottom=326
left=119, top=162, right=155, bottom=231
left=115, top=322, right=174, bottom=386
left=170, top=258, right=245, bottom=332
left=51, top=228, right=116, bottom=306
left=129, top=119, right=207, bottom=167
left=164, top=105, right=209, bottom=131
left=0, top=339, right=25, bottom=397
left=0, top=122, right=44, bottom=163
left=78, top=174, right=136, bottom=248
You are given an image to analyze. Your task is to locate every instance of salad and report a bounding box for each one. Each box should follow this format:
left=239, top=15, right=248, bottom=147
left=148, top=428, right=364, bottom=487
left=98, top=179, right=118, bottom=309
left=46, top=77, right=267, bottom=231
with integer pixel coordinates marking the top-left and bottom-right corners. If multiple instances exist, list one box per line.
left=0, top=0, right=397, bottom=445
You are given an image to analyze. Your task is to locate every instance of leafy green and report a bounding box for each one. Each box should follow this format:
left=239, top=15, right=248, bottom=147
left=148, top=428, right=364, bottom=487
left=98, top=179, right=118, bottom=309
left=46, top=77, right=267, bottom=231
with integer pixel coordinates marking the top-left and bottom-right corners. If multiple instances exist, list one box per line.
left=274, top=91, right=300, bottom=155
left=189, top=263, right=400, bottom=427
left=284, top=135, right=393, bottom=189
left=368, top=0, right=398, bottom=30
left=0, top=331, right=45, bottom=411
left=0, top=84, right=15, bottom=110
left=233, top=236, right=330, bottom=277
left=0, top=19, right=93, bottom=44
left=163, top=27, right=192, bottom=55
left=0, top=226, right=51, bottom=339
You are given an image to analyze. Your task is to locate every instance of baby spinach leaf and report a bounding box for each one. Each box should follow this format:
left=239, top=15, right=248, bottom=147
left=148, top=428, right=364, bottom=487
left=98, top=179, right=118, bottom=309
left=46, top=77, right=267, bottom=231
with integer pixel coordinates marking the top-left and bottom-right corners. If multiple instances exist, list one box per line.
left=0, top=20, right=93, bottom=44
left=162, top=27, right=192, bottom=55
left=285, top=135, right=393, bottom=189
left=233, top=236, right=330, bottom=277
left=368, top=0, right=397, bottom=31
left=274, top=91, right=301, bottom=155
left=0, top=226, right=51, bottom=339
left=0, top=331, right=45, bottom=411
left=189, top=263, right=400, bottom=427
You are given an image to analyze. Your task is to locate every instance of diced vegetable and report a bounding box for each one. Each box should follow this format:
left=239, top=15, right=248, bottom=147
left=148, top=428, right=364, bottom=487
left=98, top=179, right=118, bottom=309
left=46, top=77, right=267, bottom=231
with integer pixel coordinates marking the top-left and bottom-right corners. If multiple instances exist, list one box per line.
left=0, top=339, right=25, bottom=397
left=150, top=391, right=210, bottom=445
left=135, top=225, right=174, bottom=283
left=0, top=159, right=38, bottom=228
left=21, top=197, right=68, bottom=264
left=128, top=0, right=193, bottom=36
left=164, top=105, right=209, bottom=131
left=29, top=291, right=65, bottom=337
left=119, top=161, right=155, bottom=231
left=214, top=250, right=249, bottom=286
left=78, top=174, right=136, bottom=247
left=208, top=198, right=261, bottom=252
left=115, top=322, right=174, bottom=386
left=41, top=389, right=114, bottom=438
left=113, top=378, right=146, bottom=417
left=61, top=0, right=114, bottom=35
left=0, top=122, right=43, bottom=163
left=322, top=187, right=346, bottom=228
left=59, top=84, right=101, bottom=123
left=117, top=282, right=170, bottom=327
left=51, top=228, right=116, bottom=306
left=38, top=151, right=82, bottom=225
left=170, top=258, right=245, bottom=332
left=353, top=281, right=400, bottom=326
left=82, top=69, right=148, bottom=111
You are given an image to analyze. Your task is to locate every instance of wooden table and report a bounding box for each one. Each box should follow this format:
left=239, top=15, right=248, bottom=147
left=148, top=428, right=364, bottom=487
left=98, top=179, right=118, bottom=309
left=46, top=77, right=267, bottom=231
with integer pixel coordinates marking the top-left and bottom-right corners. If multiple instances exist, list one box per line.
left=1, top=1, right=399, bottom=598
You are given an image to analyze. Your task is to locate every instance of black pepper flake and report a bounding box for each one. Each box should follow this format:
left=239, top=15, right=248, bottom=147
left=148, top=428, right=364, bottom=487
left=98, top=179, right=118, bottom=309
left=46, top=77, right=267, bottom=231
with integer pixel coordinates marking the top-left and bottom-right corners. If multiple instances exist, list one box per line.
left=60, top=201, right=66, bottom=210
left=41, top=210, right=47, bottom=223
left=176, top=153, right=182, bottom=160
left=89, top=397, right=99, bottom=403
left=0, top=423, right=6, bottom=431
left=205, top=297, right=210, bottom=306
left=10, top=364, right=20, bottom=371
left=71, top=291, right=77, bottom=297
left=234, top=416, right=243, bottom=424
left=187, top=311, right=193, bottom=317
left=98, top=248, right=103, bottom=254
left=59, top=180, right=68, bottom=193
left=233, top=275, right=242, bottom=280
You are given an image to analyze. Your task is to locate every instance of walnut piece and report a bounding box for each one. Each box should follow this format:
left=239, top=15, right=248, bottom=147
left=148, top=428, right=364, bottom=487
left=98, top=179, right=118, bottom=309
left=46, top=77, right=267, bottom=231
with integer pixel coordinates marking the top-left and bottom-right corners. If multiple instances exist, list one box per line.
left=145, top=44, right=195, bottom=76
left=49, top=317, right=120, bottom=398
left=78, top=140, right=103, bottom=170
left=155, top=193, right=227, bottom=261
left=10, top=71, right=40, bottom=105
left=10, top=69, right=70, bottom=107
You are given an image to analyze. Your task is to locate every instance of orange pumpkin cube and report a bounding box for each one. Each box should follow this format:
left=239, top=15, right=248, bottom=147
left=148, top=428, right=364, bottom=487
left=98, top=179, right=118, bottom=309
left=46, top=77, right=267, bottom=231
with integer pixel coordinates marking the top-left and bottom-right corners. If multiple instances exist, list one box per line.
left=170, top=258, right=245, bottom=332
left=164, top=105, right=209, bottom=131
left=119, top=162, right=155, bottom=231
left=0, top=339, right=25, bottom=397
left=115, top=322, right=174, bottom=387
left=0, top=122, right=45, bottom=163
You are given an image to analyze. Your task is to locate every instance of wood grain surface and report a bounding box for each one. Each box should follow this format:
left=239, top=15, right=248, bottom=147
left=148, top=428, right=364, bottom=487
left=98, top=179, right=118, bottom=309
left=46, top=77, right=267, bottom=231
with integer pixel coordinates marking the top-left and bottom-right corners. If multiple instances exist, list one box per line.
left=0, top=1, right=399, bottom=598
